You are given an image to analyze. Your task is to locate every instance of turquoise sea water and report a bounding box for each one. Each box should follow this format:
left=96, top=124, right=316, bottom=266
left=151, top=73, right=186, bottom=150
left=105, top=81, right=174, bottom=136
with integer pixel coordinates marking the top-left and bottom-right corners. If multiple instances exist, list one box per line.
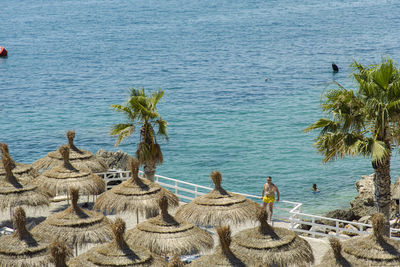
left=1, top=0, right=400, bottom=214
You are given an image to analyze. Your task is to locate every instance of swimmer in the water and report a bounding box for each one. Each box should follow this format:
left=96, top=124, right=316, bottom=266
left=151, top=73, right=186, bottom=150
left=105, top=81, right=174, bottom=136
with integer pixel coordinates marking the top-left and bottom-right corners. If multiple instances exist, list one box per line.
left=332, top=63, right=339, bottom=73
left=312, top=183, right=320, bottom=192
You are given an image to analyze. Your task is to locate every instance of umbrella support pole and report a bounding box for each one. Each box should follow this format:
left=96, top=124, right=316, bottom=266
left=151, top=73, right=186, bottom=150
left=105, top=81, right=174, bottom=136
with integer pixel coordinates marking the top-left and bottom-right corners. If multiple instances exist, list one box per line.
left=9, top=207, right=13, bottom=229
left=137, top=213, right=139, bottom=224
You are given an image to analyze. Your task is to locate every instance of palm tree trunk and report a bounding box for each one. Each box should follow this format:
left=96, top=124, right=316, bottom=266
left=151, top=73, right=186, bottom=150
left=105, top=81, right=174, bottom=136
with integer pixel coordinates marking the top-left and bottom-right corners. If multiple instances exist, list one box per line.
left=143, top=163, right=156, bottom=182
left=372, top=154, right=391, bottom=236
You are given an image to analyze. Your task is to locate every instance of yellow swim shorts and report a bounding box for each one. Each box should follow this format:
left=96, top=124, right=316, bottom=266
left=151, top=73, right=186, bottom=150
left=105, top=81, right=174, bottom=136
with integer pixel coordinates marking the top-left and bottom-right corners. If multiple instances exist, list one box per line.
left=263, top=195, right=275, bottom=204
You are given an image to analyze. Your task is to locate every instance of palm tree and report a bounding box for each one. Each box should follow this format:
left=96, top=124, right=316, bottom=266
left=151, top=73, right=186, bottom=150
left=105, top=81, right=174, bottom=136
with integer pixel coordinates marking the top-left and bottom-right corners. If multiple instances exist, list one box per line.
left=110, top=88, right=168, bottom=181
left=305, top=58, right=400, bottom=235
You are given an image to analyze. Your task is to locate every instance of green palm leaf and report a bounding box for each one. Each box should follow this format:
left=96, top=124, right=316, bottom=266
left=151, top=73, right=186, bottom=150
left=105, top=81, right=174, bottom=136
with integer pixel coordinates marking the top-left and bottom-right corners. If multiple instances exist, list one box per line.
left=110, top=88, right=168, bottom=166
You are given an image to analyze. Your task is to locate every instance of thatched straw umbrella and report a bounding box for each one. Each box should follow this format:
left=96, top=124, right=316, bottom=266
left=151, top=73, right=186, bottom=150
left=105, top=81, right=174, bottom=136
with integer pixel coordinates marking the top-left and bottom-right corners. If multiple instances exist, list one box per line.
left=0, top=151, right=51, bottom=215
left=68, top=218, right=167, bottom=266
left=318, top=213, right=400, bottom=266
left=189, top=226, right=255, bottom=267
left=32, top=187, right=113, bottom=252
left=94, top=157, right=179, bottom=222
left=175, top=171, right=261, bottom=227
left=50, top=239, right=73, bottom=267
left=33, top=130, right=108, bottom=173
left=126, top=195, right=214, bottom=256
left=167, top=255, right=185, bottom=267
left=317, top=238, right=351, bottom=267
left=231, top=209, right=314, bottom=267
left=0, top=207, right=52, bottom=267
left=0, top=143, right=40, bottom=182
left=34, top=145, right=105, bottom=196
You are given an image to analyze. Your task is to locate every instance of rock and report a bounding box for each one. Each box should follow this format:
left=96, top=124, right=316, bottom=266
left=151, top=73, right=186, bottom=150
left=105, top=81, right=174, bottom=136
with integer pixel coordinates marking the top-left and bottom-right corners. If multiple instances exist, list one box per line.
left=349, top=173, right=378, bottom=218
left=392, top=178, right=400, bottom=199
left=298, top=222, right=312, bottom=231
left=355, top=173, right=375, bottom=199
left=340, top=224, right=359, bottom=237
left=324, top=209, right=357, bottom=224
left=96, top=149, right=131, bottom=171
left=310, top=225, right=327, bottom=234
left=358, top=215, right=371, bottom=224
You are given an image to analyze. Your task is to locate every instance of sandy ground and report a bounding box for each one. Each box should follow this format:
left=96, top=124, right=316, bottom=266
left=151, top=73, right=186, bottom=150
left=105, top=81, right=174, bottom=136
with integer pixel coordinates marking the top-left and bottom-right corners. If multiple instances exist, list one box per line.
left=0, top=198, right=330, bottom=266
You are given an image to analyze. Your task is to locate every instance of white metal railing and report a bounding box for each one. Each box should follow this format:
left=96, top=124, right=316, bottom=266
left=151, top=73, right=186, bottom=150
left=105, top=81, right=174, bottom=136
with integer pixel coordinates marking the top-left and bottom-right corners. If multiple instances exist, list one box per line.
left=96, top=170, right=400, bottom=240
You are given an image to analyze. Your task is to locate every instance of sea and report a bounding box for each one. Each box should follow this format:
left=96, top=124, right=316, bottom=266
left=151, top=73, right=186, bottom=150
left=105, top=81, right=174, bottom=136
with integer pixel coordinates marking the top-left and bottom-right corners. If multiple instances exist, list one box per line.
left=1, top=0, right=400, bottom=214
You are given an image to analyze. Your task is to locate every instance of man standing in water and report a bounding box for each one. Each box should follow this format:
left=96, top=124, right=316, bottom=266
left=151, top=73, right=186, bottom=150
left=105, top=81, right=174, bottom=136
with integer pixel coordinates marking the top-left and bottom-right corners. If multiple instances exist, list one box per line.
left=261, top=176, right=280, bottom=222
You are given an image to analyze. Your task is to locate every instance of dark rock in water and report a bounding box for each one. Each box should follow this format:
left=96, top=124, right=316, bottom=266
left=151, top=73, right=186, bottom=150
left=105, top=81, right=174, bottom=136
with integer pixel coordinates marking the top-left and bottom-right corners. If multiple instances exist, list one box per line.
left=332, top=63, right=339, bottom=72
left=96, top=149, right=131, bottom=171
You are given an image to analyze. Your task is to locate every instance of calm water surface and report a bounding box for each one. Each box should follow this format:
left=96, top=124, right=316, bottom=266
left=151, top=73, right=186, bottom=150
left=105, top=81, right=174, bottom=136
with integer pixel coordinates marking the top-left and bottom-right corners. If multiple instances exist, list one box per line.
left=1, top=0, right=400, bottom=214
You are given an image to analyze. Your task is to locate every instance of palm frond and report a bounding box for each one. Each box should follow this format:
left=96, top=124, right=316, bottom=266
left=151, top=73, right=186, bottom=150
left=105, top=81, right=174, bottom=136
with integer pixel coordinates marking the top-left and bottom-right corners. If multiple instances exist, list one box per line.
left=111, top=104, right=137, bottom=121
left=136, top=142, right=163, bottom=166
left=155, top=118, right=168, bottom=140
left=151, top=90, right=164, bottom=106
left=129, top=87, right=145, bottom=97
left=371, top=58, right=394, bottom=91
left=110, top=124, right=135, bottom=146
left=304, top=118, right=339, bottom=133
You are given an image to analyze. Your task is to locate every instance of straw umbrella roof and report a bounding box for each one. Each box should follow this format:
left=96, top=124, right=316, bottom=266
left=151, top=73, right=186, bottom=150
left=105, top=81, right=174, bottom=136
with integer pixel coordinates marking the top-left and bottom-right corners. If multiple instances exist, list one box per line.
left=318, top=213, right=400, bottom=266
left=50, top=239, right=73, bottom=267
left=167, top=255, right=185, bottom=267
left=126, top=195, right=214, bottom=256
left=189, top=226, right=256, bottom=267
left=0, top=152, right=51, bottom=211
left=34, top=145, right=105, bottom=195
left=0, top=143, right=39, bottom=182
left=68, top=218, right=167, bottom=266
left=32, top=187, right=113, bottom=249
left=32, top=130, right=108, bottom=173
left=0, top=207, right=52, bottom=267
left=175, top=171, right=262, bottom=227
left=231, top=209, right=314, bottom=267
left=94, top=157, right=179, bottom=218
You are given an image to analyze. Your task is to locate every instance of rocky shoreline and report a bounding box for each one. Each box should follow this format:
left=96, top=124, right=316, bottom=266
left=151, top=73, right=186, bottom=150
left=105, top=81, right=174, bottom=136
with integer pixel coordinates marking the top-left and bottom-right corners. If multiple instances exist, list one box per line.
left=323, top=173, right=399, bottom=224
left=296, top=173, right=400, bottom=237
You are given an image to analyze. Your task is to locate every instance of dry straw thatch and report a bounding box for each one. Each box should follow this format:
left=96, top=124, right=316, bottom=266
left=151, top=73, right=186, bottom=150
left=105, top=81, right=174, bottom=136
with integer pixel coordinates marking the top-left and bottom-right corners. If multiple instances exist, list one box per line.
left=167, top=255, right=185, bottom=267
left=94, top=157, right=179, bottom=219
left=0, top=143, right=39, bottom=182
left=32, top=187, right=113, bottom=249
left=50, top=239, right=73, bottom=267
left=231, top=209, right=314, bottom=267
left=175, top=171, right=262, bottom=227
left=68, top=218, right=167, bottom=266
left=318, top=213, right=400, bottom=266
left=126, top=195, right=214, bottom=256
left=34, top=145, right=105, bottom=195
left=32, top=130, right=108, bottom=173
left=0, top=151, right=51, bottom=211
left=0, top=207, right=52, bottom=267
left=189, top=226, right=255, bottom=267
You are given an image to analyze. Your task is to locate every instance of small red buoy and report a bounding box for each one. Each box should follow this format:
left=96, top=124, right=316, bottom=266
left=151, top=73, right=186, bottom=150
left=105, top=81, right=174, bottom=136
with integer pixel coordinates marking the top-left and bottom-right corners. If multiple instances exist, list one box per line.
left=0, top=47, right=8, bottom=57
